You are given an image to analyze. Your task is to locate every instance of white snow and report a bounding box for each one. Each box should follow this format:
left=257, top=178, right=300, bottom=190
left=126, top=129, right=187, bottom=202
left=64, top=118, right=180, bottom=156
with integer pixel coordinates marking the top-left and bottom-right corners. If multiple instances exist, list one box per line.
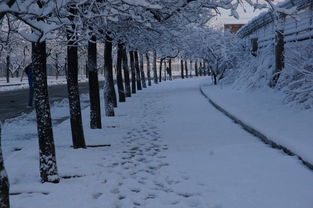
left=2, top=78, right=313, bottom=208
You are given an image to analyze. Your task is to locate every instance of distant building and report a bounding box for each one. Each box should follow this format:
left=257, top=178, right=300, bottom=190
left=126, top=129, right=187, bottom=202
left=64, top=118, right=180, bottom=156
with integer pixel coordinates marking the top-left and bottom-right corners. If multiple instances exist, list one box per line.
left=224, top=24, right=245, bottom=33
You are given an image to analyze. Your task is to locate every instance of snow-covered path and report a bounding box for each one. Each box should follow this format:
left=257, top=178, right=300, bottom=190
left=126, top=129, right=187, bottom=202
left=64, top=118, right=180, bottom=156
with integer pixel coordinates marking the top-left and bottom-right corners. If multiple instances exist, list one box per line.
left=5, top=78, right=313, bottom=208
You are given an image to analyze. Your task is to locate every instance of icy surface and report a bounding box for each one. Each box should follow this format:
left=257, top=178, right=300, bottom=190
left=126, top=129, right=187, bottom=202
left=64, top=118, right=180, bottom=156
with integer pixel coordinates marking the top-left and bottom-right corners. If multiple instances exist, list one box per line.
left=2, top=78, right=313, bottom=208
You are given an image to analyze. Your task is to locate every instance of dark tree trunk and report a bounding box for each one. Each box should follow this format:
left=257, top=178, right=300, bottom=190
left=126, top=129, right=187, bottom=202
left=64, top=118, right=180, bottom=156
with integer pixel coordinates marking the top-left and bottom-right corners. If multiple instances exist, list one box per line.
left=163, top=60, right=167, bottom=81
left=122, top=46, right=131, bottom=97
left=134, top=51, right=142, bottom=90
left=146, top=53, right=151, bottom=86
left=251, top=38, right=258, bottom=57
left=0, top=126, right=10, bottom=208
left=6, top=55, right=10, bottom=83
left=181, top=59, right=184, bottom=79
left=67, top=30, right=86, bottom=149
left=117, top=43, right=126, bottom=102
left=139, top=53, right=147, bottom=88
left=159, top=58, right=163, bottom=83
left=153, top=51, right=158, bottom=84
left=32, top=42, right=59, bottom=182
left=195, top=60, right=198, bottom=76
left=129, top=51, right=136, bottom=93
left=199, top=61, right=203, bottom=76
left=185, top=60, right=188, bottom=78
left=203, top=61, right=207, bottom=76
left=190, top=60, right=193, bottom=78
left=87, top=36, right=102, bottom=129
left=168, top=59, right=172, bottom=80
left=270, top=30, right=284, bottom=88
left=104, top=37, right=116, bottom=116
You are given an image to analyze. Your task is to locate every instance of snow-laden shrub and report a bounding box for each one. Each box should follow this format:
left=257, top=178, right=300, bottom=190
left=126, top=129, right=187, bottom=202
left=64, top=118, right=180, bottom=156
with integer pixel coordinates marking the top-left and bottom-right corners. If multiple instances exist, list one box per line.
left=222, top=44, right=274, bottom=89
left=276, top=40, right=313, bottom=109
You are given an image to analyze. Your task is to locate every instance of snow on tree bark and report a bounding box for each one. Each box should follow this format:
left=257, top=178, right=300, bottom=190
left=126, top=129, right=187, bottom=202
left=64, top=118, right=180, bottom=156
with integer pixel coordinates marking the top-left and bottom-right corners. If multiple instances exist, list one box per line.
left=122, top=46, right=131, bottom=97
left=117, top=43, right=126, bottom=102
left=146, top=53, right=152, bottom=86
left=139, top=53, right=147, bottom=88
left=129, top=51, right=137, bottom=93
left=104, top=38, right=116, bottom=116
left=32, top=42, right=59, bottom=182
left=0, top=125, right=10, bottom=208
left=134, top=51, right=142, bottom=90
left=88, top=36, right=102, bottom=129
left=168, top=58, right=173, bottom=80
left=67, top=32, right=86, bottom=149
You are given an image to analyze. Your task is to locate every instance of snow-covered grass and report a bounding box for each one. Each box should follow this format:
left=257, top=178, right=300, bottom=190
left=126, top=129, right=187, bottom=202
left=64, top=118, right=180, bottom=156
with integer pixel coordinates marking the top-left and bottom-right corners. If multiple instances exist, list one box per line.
left=201, top=77, right=313, bottom=166
left=2, top=78, right=313, bottom=208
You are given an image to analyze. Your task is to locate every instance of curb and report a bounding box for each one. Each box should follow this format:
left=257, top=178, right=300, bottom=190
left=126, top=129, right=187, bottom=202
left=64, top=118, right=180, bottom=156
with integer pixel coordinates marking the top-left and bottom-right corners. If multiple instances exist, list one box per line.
left=200, top=85, right=313, bottom=171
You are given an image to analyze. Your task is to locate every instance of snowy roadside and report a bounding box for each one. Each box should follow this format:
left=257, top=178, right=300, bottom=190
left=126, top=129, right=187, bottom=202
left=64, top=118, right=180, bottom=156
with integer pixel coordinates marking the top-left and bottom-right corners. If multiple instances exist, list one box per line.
left=200, top=78, right=313, bottom=166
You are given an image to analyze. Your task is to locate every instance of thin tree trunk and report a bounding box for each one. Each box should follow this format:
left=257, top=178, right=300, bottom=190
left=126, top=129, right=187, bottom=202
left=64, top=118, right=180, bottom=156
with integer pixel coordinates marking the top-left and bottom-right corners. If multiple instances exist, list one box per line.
left=117, top=43, right=126, bottom=102
left=0, top=125, right=10, bottom=208
left=88, top=36, right=102, bottom=129
left=153, top=51, right=158, bottom=84
left=67, top=31, right=86, bottom=149
left=129, top=51, right=136, bottom=93
left=185, top=60, right=188, bottom=78
left=199, top=61, right=203, bottom=76
left=189, top=60, right=193, bottom=78
left=163, top=60, right=167, bottom=81
left=195, top=60, right=198, bottom=76
left=181, top=59, right=184, bottom=79
left=32, top=41, right=59, bottom=182
left=104, top=37, right=115, bottom=116
left=203, top=61, right=207, bottom=76
left=6, top=55, right=10, bottom=83
left=159, top=58, right=163, bottom=83
left=139, top=53, right=146, bottom=88
left=146, top=53, right=151, bottom=86
left=168, top=58, right=172, bottom=80
left=134, top=51, right=142, bottom=90
left=122, top=45, right=131, bottom=97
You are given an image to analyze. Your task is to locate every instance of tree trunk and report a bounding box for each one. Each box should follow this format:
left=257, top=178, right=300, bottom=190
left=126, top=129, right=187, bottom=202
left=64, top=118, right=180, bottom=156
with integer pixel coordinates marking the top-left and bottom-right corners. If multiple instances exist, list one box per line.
left=159, top=58, right=163, bottom=83
left=153, top=51, right=158, bottom=84
left=0, top=125, right=10, bottom=208
left=6, top=55, right=10, bottom=83
left=139, top=53, right=147, bottom=88
left=199, top=61, right=203, bottom=76
left=185, top=60, right=188, bottom=78
left=117, top=43, right=126, bottom=102
left=195, top=60, right=198, bottom=76
left=146, top=53, right=151, bottom=86
left=270, top=30, right=284, bottom=88
left=129, top=51, right=136, bottom=93
left=168, top=58, right=172, bottom=80
left=163, top=60, right=167, bottom=81
left=122, top=45, right=131, bottom=97
left=190, top=60, right=193, bottom=78
left=134, top=51, right=142, bottom=90
left=203, top=61, right=207, bottom=76
left=32, top=41, right=59, bottom=182
left=88, top=36, right=102, bottom=129
left=67, top=31, right=86, bottom=148
left=181, top=59, right=184, bottom=79
left=104, top=37, right=116, bottom=116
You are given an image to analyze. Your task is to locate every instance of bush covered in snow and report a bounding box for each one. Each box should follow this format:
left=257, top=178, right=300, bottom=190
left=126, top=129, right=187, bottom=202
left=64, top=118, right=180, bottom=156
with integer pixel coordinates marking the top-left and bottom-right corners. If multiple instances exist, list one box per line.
left=222, top=39, right=313, bottom=110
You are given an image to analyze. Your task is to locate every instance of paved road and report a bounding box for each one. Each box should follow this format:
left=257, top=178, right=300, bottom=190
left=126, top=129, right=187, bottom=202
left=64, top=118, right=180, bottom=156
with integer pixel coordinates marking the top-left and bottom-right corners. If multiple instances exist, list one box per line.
left=0, top=81, right=104, bottom=121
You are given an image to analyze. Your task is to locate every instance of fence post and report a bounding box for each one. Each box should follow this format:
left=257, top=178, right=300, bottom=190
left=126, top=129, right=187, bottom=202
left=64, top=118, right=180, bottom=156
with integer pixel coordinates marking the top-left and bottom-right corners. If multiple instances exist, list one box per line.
left=270, top=29, right=284, bottom=87
left=251, top=38, right=258, bottom=56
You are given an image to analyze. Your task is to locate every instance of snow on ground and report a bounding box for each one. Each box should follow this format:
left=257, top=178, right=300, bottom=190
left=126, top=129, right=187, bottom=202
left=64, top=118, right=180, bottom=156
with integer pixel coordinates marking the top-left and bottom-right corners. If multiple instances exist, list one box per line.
left=2, top=78, right=313, bottom=208
left=201, top=78, right=313, bottom=166
left=0, top=76, right=91, bottom=92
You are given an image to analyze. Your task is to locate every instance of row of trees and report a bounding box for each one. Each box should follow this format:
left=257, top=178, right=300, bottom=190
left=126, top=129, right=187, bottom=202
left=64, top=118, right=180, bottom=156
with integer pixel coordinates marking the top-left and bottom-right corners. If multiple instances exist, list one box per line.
left=0, top=0, right=268, bottom=207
